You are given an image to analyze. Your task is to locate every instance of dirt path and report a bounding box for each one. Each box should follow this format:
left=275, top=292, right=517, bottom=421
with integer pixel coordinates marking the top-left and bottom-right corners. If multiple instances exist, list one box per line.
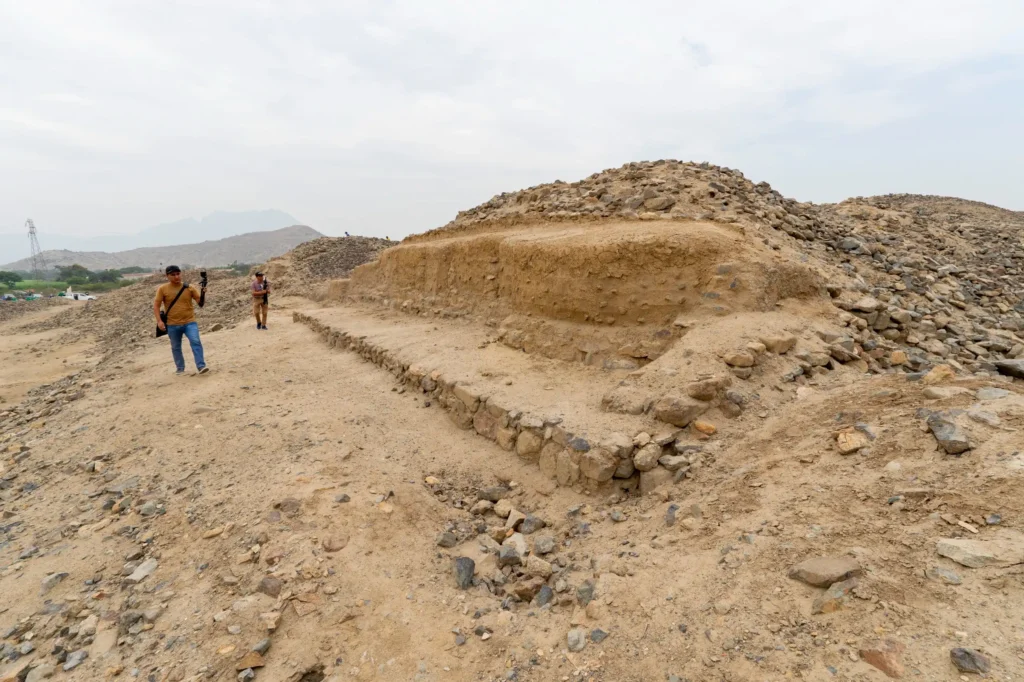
left=0, top=297, right=590, bottom=682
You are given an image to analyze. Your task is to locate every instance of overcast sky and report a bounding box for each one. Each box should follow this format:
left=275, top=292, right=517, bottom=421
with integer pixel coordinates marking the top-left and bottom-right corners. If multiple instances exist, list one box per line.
left=2, top=0, right=1023, bottom=241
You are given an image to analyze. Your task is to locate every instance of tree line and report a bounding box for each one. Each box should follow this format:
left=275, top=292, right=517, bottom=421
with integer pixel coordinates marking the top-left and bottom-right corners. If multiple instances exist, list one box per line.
left=0, top=265, right=150, bottom=289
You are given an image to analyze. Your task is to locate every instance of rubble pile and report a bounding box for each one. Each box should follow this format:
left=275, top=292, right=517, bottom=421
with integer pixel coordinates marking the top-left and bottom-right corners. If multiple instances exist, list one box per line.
left=286, top=237, right=391, bottom=281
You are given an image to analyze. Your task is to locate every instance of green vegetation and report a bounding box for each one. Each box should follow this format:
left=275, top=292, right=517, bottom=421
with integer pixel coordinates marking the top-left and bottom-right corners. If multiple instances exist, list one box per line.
left=1, top=263, right=138, bottom=296
left=226, top=261, right=259, bottom=277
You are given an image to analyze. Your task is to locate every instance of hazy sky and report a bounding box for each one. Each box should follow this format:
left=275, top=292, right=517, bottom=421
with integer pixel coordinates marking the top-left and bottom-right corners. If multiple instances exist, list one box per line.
left=2, top=0, right=1023, bottom=241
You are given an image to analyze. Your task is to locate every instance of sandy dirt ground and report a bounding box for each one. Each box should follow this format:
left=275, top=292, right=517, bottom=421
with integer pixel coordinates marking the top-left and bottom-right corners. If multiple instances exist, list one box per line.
left=2, top=294, right=1024, bottom=682
left=0, top=307, right=95, bottom=406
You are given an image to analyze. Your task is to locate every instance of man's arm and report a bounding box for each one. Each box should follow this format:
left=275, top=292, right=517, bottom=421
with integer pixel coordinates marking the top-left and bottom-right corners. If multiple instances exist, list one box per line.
left=153, top=290, right=165, bottom=330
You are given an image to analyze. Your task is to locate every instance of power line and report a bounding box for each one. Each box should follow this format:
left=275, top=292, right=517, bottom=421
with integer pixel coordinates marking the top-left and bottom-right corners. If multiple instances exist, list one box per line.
left=27, top=219, right=47, bottom=278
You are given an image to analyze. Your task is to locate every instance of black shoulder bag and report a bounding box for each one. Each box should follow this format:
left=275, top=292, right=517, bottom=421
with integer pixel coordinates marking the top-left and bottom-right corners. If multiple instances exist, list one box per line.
left=156, top=284, right=188, bottom=338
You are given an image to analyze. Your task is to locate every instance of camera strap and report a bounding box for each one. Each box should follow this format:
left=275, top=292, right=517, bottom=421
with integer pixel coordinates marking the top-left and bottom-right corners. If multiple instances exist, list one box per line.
left=164, top=284, right=188, bottom=319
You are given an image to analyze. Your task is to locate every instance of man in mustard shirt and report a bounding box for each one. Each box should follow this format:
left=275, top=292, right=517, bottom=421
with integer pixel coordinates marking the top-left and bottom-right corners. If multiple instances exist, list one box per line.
left=153, top=265, right=210, bottom=375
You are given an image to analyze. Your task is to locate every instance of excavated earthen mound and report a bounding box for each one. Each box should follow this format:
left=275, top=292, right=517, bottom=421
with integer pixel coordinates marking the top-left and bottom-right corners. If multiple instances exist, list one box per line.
left=350, top=220, right=830, bottom=366
left=331, top=160, right=1023, bottom=378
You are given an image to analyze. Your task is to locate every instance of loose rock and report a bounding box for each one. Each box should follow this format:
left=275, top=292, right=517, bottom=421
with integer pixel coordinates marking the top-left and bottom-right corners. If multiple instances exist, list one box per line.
left=811, top=578, right=857, bottom=614
left=454, top=557, right=475, bottom=590
left=62, top=650, right=88, bottom=672
left=788, top=557, right=862, bottom=587
left=936, top=532, right=1024, bottom=568
left=520, top=514, right=545, bottom=534
left=926, top=413, right=971, bottom=455
left=950, top=647, right=991, bottom=674
left=567, top=629, right=587, bottom=652
left=859, top=639, right=905, bottom=679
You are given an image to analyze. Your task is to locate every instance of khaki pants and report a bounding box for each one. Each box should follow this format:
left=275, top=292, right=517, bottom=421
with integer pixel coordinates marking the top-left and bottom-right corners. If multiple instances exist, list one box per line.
left=253, top=299, right=268, bottom=326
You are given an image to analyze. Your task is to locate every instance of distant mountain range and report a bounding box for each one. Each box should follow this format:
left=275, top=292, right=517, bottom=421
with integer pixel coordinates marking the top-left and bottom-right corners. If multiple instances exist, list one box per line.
left=1, top=225, right=323, bottom=271
left=0, top=210, right=301, bottom=262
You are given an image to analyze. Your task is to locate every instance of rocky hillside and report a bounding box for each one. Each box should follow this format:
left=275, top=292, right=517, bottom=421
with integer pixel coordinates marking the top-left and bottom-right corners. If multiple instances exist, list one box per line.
left=1, top=226, right=323, bottom=271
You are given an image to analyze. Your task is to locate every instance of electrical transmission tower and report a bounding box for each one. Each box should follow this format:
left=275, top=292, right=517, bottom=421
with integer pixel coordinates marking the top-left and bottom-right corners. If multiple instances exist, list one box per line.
left=27, top=219, right=48, bottom=278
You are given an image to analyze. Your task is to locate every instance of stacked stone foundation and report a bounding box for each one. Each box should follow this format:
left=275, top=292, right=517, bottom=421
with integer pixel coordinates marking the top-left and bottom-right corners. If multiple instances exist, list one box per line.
left=293, top=312, right=706, bottom=495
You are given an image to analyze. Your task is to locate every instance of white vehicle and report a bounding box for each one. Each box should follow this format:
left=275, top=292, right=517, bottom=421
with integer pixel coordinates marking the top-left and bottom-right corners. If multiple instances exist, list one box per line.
left=66, top=287, right=97, bottom=301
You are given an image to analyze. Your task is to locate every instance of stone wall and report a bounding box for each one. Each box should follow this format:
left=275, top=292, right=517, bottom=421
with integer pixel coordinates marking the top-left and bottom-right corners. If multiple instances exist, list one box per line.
left=293, top=312, right=710, bottom=495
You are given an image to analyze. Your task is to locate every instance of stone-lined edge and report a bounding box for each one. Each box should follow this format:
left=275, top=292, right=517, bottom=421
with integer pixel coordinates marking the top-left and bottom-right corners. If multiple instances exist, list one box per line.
left=293, top=312, right=708, bottom=495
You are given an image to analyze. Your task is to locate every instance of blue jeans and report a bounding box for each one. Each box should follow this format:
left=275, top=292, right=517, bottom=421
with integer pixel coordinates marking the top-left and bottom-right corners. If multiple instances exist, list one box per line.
left=167, top=322, right=206, bottom=372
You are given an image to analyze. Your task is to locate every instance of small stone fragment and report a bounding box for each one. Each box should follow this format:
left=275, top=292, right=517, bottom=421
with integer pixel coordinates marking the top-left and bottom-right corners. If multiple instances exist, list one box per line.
left=926, top=413, right=971, bottom=455
left=258, top=576, right=283, bottom=598
left=811, top=578, right=857, bottom=614
left=665, top=503, right=679, bottom=527
left=567, top=629, right=587, bottom=652
left=859, top=638, right=905, bottom=679
left=470, top=500, right=494, bottom=515
left=505, top=508, right=526, bottom=530
left=477, top=486, right=509, bottom=502
left=723, top=351, right=755, bottom=368
left=533, top=535, right=556, bottom=555
left=788, top=557, right=862, bottom=587
left=835, top=428, right=870, bottom=455
left=436, top=532, right=458, bottom=548
left=235, top=652, right=265, bottom=671
left=633, top=443, right=663, bottom=471
left=937, top=533, right=1024, bottom=568
left=498, top=546, right=522, bottom=568
left=62, top=650, right=88, bottom=672
left=520, top=514, right=546, bottom=535
left=576, top=580, right=596, bottom=606
left=525, top=555, right=553, bottom=579
left=454, top=557, right=475, bottom=590
left=322, top=535, right=349, bottom=552
left=925, top=566, right=962, bottom=585
left=692, top=420, right=716, bottom=435
left=40, top=572, right=68, bottom=595
left=922, top=364, right=956, bottom=384
left=493, top=499, right=513, bottom=518
left=950, top=648, right=990, bottom=674
left=26, top=665, right=55, bottom=682
left=126, top=558, right=158, bottom=584
left=976, top=387, right=1009, bottom=401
